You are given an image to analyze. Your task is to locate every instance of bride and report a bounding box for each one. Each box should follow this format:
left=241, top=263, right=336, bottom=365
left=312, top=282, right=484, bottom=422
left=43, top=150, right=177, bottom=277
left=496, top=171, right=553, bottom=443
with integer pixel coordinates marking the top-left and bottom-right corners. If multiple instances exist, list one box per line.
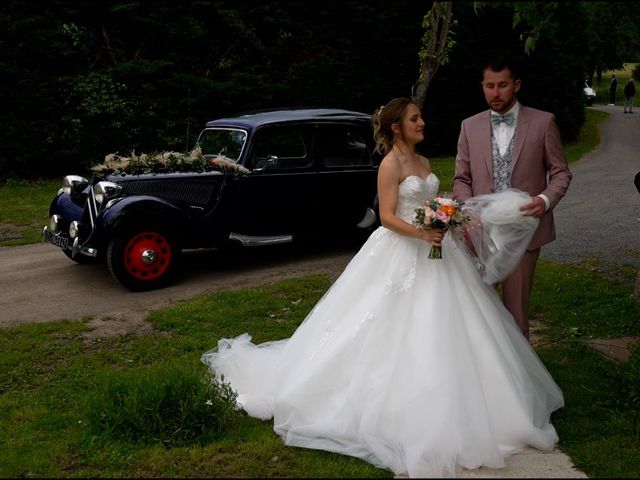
left=201, top=97, right=564, bottom=478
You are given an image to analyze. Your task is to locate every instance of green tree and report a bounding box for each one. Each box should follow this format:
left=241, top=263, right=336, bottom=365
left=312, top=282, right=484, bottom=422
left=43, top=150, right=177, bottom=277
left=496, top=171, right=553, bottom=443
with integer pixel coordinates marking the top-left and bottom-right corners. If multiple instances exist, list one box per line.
left=411, top=1, right=454, bottom=109
left=0, top=1, right=92, bottom=177
left=0, top=0, right=427, bottom=179
left=582, top=1, right=640, bottom=83
left=0, top=0, right=610, bottom=179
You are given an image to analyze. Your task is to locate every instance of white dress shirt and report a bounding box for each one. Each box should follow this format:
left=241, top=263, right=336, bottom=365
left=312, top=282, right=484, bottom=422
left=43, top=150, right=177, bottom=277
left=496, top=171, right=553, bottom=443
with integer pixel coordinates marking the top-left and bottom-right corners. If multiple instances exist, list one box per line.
left=491, top=102, right=519, bottom=156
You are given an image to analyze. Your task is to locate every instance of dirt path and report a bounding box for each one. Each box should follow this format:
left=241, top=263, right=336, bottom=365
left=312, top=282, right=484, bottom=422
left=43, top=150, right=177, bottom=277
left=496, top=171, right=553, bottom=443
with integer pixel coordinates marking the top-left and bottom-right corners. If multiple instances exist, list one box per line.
left=0, top=242, right=355, bottom=336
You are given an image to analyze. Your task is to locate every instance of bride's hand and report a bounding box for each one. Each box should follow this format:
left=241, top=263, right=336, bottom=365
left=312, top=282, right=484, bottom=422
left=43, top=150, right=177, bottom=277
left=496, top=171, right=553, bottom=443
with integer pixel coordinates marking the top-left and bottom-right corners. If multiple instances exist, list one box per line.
left=419, top=228, right=445, bottom=246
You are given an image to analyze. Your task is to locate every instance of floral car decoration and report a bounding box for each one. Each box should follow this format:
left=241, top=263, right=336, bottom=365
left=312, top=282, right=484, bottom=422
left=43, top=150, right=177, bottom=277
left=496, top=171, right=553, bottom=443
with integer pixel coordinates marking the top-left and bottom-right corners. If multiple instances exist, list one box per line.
left=91, top=148, right=250, bottom=177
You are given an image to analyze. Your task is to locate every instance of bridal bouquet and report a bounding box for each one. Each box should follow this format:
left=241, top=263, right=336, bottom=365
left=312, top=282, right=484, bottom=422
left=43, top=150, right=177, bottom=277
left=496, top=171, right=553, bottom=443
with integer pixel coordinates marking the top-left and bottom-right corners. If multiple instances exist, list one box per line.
left=414, top=196, right=468, bottom=259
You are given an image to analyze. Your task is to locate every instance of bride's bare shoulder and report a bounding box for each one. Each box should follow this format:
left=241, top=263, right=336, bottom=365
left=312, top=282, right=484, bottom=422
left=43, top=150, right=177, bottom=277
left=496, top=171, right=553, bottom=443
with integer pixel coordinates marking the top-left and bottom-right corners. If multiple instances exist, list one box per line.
left=417, top=153, right=431, bottom=165
left=417, top=154, right=433, bottom=173
left=379, top=152, right=400, bottom=171
left=378, top=154, right=402, bottom=182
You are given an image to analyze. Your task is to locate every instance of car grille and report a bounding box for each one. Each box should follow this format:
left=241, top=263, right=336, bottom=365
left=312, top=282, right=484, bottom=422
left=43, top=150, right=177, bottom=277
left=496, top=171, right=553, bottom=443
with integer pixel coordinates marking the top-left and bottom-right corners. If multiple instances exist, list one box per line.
left=119, top=181, right=218, bottom=206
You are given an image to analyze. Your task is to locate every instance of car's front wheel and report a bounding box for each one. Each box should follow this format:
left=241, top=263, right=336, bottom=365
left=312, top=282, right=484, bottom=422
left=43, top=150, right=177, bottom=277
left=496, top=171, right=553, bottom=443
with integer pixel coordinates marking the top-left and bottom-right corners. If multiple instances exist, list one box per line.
left=107, top=226, right=181, bottom=291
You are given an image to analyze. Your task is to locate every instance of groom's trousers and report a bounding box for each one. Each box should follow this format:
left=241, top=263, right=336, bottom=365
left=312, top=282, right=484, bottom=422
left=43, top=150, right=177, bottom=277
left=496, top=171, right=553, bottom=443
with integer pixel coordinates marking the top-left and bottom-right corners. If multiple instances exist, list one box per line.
left=501, top=248, right=540, bottom=339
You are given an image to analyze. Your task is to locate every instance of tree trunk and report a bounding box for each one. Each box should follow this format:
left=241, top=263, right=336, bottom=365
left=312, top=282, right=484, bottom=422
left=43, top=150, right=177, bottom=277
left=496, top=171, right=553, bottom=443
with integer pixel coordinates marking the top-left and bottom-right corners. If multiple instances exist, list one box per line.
left=411, top=1, right=453, bottom=110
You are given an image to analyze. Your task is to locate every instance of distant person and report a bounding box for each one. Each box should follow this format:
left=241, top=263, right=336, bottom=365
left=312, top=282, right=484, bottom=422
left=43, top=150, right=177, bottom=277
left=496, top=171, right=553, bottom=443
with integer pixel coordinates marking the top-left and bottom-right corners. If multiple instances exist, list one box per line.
left=624, top=79, right=635, bottom=113
left=609, top=74, right=618, bottom=105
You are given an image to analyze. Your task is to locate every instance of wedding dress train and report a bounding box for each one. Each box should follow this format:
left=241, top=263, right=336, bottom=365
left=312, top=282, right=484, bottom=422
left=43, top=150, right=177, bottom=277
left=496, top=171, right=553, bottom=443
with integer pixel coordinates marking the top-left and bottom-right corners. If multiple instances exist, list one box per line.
left=201, top=173, right=564, bottom=478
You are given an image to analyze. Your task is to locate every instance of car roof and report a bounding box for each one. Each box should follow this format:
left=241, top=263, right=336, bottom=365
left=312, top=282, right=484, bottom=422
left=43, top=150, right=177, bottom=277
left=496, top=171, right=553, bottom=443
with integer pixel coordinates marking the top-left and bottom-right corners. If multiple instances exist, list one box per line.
left=204, top=108, right=371, bottom=129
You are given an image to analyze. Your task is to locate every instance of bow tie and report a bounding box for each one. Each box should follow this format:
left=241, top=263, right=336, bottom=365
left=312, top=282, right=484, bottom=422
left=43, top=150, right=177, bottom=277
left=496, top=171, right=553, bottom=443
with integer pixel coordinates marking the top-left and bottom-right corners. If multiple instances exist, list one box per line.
left=491, top=112, right=515, bottom=127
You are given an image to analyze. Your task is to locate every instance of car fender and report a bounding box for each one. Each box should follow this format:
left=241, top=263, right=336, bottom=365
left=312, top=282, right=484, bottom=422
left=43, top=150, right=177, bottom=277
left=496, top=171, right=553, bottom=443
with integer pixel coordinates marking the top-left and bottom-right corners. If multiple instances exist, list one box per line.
left=48, top=191, right=85, bottom=223
left=96, top=195, right=191, bottom=242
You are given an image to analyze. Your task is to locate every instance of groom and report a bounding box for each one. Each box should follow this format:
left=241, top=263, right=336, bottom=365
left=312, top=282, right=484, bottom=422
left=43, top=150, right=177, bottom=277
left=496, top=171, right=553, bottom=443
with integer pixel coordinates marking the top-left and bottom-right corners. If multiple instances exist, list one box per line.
left=452, top=56, right=572, bottom=339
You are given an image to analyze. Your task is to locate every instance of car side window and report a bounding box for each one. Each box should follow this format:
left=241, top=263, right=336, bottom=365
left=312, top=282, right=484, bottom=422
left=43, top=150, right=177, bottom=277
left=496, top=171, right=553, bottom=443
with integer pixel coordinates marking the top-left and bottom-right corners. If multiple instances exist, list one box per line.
left=251, top=127, right=310, bottom=170
left=315, top=125, right=372, bottom=168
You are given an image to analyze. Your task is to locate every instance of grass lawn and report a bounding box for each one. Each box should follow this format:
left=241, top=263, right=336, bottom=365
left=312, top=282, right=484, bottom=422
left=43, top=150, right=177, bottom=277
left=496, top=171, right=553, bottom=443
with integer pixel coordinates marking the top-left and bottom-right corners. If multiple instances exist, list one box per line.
left=0, top=179, right=60, bottom=246
left=0, top=266, right=638, bottom=478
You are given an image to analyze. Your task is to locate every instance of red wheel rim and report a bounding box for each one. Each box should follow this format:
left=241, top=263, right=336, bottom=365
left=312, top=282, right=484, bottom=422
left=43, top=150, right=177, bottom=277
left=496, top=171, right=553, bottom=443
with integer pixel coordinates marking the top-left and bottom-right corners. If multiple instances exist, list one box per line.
left=123, top=232, right=172, bottom=281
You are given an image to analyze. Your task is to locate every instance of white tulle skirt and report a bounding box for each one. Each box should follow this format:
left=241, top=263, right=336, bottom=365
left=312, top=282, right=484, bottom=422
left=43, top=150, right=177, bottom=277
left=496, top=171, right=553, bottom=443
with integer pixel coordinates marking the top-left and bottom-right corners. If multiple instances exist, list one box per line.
left=201, top=198, right=564, bottom=477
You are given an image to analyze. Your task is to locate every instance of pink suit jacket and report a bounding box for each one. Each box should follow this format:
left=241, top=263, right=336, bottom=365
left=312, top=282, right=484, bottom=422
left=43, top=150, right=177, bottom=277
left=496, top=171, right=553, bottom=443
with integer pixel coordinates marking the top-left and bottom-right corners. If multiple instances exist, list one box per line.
left=452, top=105, right=572, bottom=250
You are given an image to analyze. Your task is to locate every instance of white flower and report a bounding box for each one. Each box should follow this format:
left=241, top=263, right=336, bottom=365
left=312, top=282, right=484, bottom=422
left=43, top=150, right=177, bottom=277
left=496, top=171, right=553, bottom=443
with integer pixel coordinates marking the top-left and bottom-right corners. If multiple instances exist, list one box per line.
left=212, top=155, right=250, bottom=175
left=154, top=152, right=169, bottom=165
left=436, top=197, right=455, bottom=206
left=190, top=147, right=203, bottom=161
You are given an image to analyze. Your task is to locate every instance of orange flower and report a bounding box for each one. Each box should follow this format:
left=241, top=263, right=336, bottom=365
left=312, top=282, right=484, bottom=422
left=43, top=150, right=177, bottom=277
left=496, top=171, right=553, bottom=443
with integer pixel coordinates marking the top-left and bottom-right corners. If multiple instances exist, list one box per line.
left=442, top=204, right=457, bottom=216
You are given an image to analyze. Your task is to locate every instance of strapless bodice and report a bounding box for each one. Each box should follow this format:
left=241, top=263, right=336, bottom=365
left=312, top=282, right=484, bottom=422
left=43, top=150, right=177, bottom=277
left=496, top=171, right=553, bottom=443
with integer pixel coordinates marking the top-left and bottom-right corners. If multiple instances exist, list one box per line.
left=395, top=173, right=440, bottom=223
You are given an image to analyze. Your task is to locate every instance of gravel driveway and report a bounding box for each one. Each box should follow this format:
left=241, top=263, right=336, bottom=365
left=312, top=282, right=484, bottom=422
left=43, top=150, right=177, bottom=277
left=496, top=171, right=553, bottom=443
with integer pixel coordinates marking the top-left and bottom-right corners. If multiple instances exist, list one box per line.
left=541, top=104, right=640, bottom=269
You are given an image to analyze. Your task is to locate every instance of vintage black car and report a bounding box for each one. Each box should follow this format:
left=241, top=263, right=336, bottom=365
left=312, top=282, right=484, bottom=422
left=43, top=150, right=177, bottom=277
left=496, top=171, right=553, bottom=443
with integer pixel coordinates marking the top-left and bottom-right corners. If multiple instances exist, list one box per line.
left=43, top=108, right=380, bottom=291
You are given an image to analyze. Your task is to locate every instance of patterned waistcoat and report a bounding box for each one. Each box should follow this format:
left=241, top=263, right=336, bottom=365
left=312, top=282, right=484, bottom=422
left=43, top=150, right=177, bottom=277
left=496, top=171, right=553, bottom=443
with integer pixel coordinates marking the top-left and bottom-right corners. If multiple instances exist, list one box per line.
left=491, top=131, right=516, bottom=192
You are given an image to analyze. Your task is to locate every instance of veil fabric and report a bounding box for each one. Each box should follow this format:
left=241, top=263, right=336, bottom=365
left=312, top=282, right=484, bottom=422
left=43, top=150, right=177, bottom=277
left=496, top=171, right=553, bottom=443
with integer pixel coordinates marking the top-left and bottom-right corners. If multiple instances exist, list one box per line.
left=461, top=189, right=539, bottom=284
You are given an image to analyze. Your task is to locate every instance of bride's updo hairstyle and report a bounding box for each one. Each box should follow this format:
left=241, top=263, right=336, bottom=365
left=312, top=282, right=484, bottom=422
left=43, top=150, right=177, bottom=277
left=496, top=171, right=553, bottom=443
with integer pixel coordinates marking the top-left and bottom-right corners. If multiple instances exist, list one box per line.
left=372, top=97, right=413, bottom=156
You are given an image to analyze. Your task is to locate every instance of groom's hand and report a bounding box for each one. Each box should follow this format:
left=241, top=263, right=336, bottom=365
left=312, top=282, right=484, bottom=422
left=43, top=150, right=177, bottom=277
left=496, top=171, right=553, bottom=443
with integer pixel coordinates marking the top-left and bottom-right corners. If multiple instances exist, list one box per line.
left=520, top=196, right=545, bottom=218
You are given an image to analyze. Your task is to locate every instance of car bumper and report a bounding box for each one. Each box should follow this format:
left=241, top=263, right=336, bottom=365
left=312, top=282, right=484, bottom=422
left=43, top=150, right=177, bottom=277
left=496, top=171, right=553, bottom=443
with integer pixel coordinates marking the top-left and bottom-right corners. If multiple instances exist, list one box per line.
left=43, top=226, right=70, bottom=249
left=42, top=226, right=98, bottom=258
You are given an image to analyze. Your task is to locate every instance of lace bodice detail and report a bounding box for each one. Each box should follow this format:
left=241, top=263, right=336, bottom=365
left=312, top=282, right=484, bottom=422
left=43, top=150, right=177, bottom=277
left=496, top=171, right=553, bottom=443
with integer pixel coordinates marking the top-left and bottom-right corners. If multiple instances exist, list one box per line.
left=396, top=174, right=440, bottom=223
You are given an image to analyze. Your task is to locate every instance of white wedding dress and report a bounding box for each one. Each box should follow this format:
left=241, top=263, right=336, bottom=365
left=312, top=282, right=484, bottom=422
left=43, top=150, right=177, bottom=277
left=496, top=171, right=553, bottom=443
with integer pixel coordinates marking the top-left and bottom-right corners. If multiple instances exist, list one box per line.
left=201, top=173, right=564, bottom=478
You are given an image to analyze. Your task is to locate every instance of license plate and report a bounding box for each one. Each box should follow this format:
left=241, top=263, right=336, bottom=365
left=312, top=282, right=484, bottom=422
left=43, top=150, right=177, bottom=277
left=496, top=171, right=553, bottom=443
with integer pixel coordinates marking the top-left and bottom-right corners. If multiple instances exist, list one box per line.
left=45, top=229, right=69, bottom=250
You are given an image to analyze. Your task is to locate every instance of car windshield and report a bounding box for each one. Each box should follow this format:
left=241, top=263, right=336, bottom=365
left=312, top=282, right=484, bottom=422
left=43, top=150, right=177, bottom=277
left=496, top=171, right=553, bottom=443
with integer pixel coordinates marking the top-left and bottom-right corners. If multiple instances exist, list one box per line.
left=197, top=128, right=247, bottom=161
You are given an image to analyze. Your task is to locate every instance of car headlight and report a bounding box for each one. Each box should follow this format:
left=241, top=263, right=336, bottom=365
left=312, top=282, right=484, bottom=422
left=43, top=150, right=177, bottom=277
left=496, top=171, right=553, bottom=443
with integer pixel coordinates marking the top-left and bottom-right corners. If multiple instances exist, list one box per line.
left=69, top=221, right=81, bottom=239
left=50, top=214, right=62, bottom=233
left=93, top=181, right=122, bottom=204
left=62, top=175, right=89, bottom=195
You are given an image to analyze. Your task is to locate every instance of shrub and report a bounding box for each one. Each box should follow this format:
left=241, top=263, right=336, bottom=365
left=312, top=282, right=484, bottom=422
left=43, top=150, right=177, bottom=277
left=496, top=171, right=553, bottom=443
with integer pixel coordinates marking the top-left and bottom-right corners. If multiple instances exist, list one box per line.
left=633, top=64, right=640, bottom=82
left=85, top=360, right=239, bottom=446
left=2, top=178, right=30, bottom=188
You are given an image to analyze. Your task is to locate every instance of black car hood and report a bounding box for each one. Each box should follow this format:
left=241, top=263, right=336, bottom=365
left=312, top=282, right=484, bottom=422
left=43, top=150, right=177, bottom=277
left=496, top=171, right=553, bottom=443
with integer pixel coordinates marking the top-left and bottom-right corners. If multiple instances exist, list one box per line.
left=106, top=171, right=226, bottom=208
